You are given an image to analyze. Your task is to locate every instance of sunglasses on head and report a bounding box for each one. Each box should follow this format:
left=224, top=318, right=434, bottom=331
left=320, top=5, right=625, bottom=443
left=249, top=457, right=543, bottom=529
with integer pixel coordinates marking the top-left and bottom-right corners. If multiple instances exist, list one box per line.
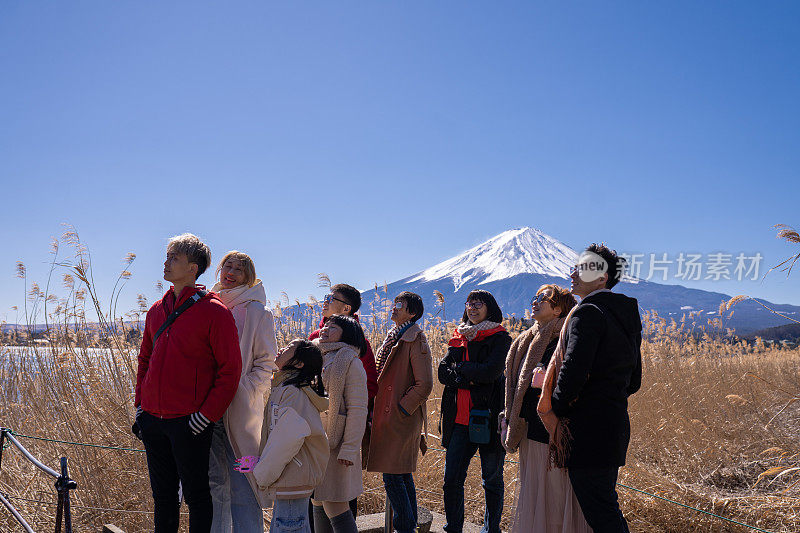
left=465, top=301, right=485, bottom=310
left=323, top=294, right=349, bottom=306
left=531, top=293, right=553, bottom=306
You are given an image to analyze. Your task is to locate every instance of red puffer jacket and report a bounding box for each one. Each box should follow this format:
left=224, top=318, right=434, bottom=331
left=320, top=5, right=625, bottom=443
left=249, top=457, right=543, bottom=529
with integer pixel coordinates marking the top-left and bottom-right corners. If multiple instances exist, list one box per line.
left=135, top=285, right=242, bottom=421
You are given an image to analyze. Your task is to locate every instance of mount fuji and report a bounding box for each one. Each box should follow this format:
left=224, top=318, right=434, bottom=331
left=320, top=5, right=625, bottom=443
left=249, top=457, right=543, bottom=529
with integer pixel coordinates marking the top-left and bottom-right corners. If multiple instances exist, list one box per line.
left=360, top=227, right=800, bottom=335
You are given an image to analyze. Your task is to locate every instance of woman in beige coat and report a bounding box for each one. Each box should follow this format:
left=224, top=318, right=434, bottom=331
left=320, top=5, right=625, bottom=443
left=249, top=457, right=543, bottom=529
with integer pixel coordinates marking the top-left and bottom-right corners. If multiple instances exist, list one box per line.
left=367, top=291, right=433, bottom=533
left=312, top=314, right=368, bottom=533
left=209, top=251, right=278, bottom=533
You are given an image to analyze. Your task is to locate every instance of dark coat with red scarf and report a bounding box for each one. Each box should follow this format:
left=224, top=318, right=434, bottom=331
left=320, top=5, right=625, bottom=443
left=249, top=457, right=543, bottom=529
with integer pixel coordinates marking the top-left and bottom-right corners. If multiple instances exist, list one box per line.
left=437, top=327, right=512, bottom=452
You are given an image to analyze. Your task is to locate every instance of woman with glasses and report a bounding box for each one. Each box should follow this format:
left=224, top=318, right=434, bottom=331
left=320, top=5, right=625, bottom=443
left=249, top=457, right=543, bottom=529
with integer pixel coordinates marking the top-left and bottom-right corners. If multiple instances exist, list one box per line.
left=367, top=291, right=433, bottom=533
left=438, top=290, right=512, bottom=533
left=502, top=285, right=589, bottom=533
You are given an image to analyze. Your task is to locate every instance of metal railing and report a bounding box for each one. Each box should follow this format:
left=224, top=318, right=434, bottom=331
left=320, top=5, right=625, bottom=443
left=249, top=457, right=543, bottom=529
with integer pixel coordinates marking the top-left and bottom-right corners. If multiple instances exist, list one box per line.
left=0, top=428, right=77, bottom=533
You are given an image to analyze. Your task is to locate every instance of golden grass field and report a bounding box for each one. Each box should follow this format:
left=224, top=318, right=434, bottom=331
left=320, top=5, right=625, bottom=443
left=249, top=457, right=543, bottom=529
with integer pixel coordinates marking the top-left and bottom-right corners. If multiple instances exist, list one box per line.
left=2, top=238, right=799, bottom=532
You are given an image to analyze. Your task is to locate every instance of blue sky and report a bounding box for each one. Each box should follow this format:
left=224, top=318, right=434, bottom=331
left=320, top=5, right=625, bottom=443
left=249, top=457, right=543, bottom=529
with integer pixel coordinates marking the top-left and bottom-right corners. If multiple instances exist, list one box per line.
left=1, top=1, right=799, bottom=322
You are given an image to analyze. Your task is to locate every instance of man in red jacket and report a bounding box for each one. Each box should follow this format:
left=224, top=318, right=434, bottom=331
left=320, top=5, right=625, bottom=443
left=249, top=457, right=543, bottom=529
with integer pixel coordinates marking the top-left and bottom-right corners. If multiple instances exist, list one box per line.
left=134, top=234, right=242, bottom=533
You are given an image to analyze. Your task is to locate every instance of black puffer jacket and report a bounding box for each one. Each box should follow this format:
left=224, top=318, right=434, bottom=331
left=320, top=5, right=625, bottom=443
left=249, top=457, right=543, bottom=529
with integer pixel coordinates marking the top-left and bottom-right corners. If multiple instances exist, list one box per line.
left=438, top=329, right=513, bottom=452
left=551, top=290, right=642, bottom=468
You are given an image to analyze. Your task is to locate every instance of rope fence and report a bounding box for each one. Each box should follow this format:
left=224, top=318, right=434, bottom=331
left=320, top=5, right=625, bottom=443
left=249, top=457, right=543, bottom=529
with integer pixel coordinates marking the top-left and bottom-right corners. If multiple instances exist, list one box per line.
left=4, top=494, right=189, bottom=516
left=0, top=427, right=782, bottom=532
left=0, top=428, right=77, bottom=533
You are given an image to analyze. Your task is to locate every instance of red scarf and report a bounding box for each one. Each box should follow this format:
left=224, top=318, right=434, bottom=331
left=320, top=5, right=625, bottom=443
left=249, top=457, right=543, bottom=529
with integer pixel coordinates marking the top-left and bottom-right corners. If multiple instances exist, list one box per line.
left=449, top=325, right=507, bottom=425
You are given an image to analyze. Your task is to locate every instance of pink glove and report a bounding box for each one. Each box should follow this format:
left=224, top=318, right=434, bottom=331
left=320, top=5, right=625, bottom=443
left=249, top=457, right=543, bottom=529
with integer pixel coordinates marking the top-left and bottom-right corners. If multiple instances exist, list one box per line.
left=531, top=367, right=546, bottom=389
left=234, top=455, right=259, bottom=473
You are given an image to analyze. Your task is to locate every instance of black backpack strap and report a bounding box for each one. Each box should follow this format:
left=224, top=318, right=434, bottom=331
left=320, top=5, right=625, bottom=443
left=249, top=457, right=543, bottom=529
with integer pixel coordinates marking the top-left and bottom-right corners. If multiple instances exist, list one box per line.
left=153, top=289, right=208, bottom=343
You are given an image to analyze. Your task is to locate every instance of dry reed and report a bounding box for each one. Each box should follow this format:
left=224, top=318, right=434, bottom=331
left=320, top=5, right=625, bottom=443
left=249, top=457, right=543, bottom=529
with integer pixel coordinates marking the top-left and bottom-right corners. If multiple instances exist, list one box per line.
left=2, top=238, right=799, bottom=532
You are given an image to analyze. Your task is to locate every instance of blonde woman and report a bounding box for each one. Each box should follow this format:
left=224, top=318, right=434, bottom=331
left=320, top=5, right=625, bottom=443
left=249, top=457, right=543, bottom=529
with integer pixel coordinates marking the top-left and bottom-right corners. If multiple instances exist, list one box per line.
left=209, top=251, right=278, bottom=533
left=502, top=284, right=589, bottom=533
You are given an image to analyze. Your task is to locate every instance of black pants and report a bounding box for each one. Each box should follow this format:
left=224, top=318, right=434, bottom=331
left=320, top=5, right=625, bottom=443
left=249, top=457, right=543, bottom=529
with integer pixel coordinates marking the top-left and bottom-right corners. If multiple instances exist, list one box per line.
left=568, top=466, right=629, bottom=533
left=139, top=412, right=215, bottom=533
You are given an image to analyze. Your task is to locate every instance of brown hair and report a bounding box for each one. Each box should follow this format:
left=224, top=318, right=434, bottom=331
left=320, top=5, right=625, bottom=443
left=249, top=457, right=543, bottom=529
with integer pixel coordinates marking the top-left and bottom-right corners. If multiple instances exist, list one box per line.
left=536, top=284, right=576, bottom=317
left=167, top=233, right=211, bottom=279
left=216, top=251, right=257, bottom=288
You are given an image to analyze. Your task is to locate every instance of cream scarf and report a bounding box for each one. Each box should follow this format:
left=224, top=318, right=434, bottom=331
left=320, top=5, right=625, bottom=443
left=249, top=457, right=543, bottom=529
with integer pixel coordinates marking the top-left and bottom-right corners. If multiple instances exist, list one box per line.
left=456, top=320, right=502, bottom=341
left=316, top=341, right=359, bottom=449
left=501, top=315, right=565, bottom=452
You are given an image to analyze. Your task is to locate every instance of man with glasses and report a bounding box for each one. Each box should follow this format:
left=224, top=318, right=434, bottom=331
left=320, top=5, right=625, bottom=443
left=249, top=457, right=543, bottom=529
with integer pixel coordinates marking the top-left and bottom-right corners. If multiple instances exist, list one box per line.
left=308, top=283, right=377, bottom=525
left=309, top=283, right=378, bottom=398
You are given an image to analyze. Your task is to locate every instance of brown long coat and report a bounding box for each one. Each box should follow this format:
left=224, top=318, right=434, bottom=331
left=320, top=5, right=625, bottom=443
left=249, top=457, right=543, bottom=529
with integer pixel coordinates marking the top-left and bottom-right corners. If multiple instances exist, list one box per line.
left=367, top=324, right=433, bottom=474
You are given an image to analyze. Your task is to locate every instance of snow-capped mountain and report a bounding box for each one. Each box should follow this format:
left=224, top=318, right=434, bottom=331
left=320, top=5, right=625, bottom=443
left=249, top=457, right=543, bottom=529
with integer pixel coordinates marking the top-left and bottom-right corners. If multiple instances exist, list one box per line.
left=359, top=227, right=800, bottom=335
left=408, top=227, right=577, bottom=290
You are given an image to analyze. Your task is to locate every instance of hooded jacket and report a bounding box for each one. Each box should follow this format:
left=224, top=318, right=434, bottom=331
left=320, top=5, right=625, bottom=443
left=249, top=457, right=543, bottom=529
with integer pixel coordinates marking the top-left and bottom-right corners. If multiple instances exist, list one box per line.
left=211, top=279, right=278, bottom=506
left=551, top=289, right=643, bottom=467
left=135, top=285, right=242, bottom=422
left=254, top=372, right=330, bottom=500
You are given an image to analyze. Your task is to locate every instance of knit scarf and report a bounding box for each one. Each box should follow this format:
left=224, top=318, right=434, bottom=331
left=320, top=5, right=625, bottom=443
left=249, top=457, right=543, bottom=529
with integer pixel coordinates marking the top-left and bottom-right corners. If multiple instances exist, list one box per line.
left=501, top=315, right=565, bottom=453
left=316, top=341, right=359, bottom=449
left=375, top=321, right=413, bottom=376
left=450, top=321, right=507, bottom=425
left=456, top=320, right=502, bottom=341
left=537, top=305, right=580, bottom=469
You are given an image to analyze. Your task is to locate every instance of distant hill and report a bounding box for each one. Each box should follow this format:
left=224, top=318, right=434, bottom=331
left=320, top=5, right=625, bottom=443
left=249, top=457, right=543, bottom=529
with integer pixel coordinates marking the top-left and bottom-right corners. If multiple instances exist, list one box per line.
left=743, top=322, right=800, bottom=342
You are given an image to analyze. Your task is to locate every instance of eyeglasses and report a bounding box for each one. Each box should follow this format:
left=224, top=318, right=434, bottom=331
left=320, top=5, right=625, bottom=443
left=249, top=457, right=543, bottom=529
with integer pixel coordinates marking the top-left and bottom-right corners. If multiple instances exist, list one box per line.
left=323, top=294, right=349, bottom=306
left=393, top=300, right=405, bottom=310
left=464, top=301, right=485, bottom=310
left=531, top=293, right=552, bottom=306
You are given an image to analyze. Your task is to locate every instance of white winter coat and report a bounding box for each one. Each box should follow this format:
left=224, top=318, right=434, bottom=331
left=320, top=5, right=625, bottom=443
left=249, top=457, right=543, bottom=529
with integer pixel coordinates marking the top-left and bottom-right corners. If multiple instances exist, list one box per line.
left=212, top=279, right=278, bottom=507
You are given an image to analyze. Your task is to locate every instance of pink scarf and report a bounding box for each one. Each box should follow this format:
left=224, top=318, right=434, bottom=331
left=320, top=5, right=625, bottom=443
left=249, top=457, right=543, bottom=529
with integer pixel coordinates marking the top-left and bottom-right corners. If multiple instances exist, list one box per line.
left=537, top=305, right=580, bottom=468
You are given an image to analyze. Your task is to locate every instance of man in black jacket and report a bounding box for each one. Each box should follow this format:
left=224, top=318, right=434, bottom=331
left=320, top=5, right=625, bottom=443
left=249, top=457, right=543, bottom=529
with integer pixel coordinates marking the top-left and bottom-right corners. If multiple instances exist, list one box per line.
left=551, top=244, right=642, bottom=533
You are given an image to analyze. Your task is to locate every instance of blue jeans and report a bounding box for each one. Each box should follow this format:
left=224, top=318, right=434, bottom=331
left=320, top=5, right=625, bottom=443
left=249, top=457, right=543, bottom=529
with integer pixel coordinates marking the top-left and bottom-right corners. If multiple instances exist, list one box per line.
left=382, top=473, right=418, bottom=533
left=209, top=421, right=264, bottom=533
left=271, top=497, right=311, bottom=533
left=443, top=424, right=505, bottom=533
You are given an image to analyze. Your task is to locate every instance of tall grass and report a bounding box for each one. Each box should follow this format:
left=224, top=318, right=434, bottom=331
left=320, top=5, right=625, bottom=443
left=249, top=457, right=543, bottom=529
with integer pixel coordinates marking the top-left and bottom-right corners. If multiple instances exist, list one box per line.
left=2, top=237, right=800, bottom=532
